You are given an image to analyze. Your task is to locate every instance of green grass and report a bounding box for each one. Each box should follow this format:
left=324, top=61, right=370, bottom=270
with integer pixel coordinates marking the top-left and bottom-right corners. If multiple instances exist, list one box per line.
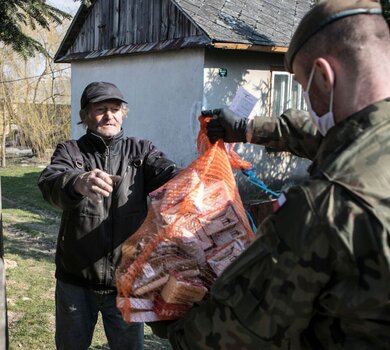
left=0, top=165, right=56, bottom=214
left=0, top=165, right=171, bottom=349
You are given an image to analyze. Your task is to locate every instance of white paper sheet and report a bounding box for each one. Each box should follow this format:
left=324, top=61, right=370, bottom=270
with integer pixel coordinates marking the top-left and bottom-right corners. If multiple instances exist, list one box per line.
left=229, top=87, right=258, bottom=118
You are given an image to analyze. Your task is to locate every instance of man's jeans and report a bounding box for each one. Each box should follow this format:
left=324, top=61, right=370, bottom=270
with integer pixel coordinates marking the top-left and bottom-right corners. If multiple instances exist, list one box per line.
left=55, top=280, right=144, bottom=350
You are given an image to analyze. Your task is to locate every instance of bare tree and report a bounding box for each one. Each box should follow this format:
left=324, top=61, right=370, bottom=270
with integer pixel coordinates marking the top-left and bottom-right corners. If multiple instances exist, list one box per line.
left=0, top=46, right=20, bottom=166
left=0, top=22, right=71, bottom=165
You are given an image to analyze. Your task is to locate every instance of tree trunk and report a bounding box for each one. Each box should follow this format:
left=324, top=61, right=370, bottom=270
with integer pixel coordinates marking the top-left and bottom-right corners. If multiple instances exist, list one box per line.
left=0, top=102, right=5, bottom=168
left=0, top=59, right=6, bottom=168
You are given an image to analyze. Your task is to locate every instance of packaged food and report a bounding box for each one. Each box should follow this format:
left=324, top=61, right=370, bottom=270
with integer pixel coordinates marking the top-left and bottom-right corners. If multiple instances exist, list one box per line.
left=116, top=117, right=255, bottom=323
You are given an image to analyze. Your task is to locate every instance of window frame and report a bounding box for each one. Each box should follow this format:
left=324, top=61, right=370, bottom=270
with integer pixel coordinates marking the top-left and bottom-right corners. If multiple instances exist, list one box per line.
left=269, top=69, right=306, bottom=117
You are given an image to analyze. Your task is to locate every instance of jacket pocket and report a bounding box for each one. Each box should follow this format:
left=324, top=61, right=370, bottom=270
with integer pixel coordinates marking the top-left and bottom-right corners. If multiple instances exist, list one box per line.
left=114, top=156, right=145, bottom=209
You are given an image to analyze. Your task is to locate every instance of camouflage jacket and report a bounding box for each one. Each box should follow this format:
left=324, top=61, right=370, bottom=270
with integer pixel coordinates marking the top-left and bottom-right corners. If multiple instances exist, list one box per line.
left=251, top=109, right=321, bottom=160
left=168, top=99, right=390, bottom=349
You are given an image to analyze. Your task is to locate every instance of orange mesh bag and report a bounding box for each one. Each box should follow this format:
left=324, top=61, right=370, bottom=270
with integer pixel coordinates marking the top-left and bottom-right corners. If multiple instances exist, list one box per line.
left=116, top=116, right=255, bottom=322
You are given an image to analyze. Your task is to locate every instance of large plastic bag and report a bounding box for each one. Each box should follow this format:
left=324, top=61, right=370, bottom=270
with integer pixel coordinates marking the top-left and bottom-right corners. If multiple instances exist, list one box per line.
left=116, top=116, right=254, bottom=322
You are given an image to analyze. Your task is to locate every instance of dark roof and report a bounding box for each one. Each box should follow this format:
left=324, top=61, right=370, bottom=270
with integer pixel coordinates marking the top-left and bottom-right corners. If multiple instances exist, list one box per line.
left=55, top=0, right=311, bottom=63
left=174, top=0, right=311, bottom=47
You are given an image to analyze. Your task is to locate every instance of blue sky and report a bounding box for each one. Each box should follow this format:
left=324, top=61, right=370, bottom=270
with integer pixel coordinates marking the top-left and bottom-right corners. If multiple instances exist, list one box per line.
left=47, top=0, right=80, bottom=15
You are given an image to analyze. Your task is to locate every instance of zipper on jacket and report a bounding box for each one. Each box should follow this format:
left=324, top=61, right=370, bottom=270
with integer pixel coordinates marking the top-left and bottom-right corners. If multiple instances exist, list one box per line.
left=104, top=146, right=110, bottom=173
left=115, top=156, right=142, bottom=189
left=102, top=144, right=113, bottom=287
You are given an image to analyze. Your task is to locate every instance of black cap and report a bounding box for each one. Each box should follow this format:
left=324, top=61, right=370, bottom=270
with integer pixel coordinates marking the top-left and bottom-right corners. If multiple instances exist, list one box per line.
left=80, top=81, right=127, bottom=109
left=285, top=0, right=382, bottom=72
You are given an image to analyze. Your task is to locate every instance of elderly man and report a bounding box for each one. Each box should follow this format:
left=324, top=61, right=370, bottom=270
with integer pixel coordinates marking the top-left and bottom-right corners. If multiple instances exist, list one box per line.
left=164, top=1, right=390, bottom=349
left=38, top=81, right=179, bottom=350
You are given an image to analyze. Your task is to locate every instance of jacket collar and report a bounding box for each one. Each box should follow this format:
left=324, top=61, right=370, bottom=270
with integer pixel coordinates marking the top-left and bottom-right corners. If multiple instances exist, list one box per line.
left=85, top=128, right=124, bottom=154
left=309, top=98, right=390, bottom=176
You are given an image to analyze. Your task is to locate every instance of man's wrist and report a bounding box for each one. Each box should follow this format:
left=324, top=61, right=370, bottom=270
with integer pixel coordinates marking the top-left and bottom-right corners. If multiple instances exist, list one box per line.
left=246, top=118, right=254, bottom=142
left=73, top=172, right=87, bottom=196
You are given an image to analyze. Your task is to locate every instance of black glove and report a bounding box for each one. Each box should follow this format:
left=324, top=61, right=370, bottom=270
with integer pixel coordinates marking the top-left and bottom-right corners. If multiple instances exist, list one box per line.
left=202, top=108, right=248, bottom=143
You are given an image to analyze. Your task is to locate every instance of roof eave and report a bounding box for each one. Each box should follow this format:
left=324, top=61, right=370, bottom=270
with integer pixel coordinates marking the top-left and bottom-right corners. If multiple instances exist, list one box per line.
left=211, top=42, right=287, bottom=53
left=55, top=35, right=212, bottom=63
left=54, top=1, right=96, bottom=63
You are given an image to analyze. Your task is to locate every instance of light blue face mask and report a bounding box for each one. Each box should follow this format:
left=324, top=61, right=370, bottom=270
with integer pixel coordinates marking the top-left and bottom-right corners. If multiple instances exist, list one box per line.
left=303, top=65, right=335, bottom=136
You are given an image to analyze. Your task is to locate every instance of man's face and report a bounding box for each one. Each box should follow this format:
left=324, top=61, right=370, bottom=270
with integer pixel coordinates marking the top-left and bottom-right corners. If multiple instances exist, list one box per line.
left=82, top=99, right=124, bottom=137
left=293, top=59, right=330, bottom=117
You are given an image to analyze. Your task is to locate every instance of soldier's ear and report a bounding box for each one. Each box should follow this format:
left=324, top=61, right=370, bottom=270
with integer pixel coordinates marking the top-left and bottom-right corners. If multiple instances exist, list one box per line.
left=313, top=58, right=335, bottom=93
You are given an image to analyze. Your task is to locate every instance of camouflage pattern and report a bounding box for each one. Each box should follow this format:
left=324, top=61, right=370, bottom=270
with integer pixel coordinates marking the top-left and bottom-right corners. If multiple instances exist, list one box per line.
left=167, top=99, right=390, bottom=349
left=251, top=109, right=321, bottom=160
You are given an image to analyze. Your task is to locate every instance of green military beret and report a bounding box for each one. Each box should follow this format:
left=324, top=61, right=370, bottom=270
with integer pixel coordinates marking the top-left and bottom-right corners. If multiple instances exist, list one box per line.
left=285, top=0, right=382, bottom=72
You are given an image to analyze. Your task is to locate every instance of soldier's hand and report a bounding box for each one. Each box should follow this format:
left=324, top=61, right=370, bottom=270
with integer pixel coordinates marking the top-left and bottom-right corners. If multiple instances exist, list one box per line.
left=74, top=169, right=121, bottom=203
left=204, top=108, right=248, bottom=143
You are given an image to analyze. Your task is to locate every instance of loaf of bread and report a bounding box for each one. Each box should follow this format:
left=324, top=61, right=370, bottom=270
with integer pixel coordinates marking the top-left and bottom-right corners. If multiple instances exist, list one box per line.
left=160, top=274, right=208, bottom=305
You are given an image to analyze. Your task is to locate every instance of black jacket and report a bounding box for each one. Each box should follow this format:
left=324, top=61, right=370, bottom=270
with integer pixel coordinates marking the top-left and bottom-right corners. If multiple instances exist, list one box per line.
left=38, top=129, right=178, bottom=290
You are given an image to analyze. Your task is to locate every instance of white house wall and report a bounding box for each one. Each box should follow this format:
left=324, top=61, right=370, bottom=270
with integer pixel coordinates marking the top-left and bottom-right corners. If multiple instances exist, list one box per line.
left=71, top=48, right=205, bottom=167
left=203, top=49, right=277, bottom=115
left=204, top=49, right=311, bottom=202
left=70, top=48, right=311, bottom=202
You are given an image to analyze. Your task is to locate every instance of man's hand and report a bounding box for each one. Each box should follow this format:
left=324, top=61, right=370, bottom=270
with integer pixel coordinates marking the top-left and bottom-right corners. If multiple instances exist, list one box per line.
left=74, top=169, right=121, bottom=203
left=202, top=108, right=248, bottom=143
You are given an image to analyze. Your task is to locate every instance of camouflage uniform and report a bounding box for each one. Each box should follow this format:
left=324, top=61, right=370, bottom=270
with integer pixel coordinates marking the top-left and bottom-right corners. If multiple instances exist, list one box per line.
left=167, top=98, right=390, bottom=349
left=251, top=109, right=320, bottom=160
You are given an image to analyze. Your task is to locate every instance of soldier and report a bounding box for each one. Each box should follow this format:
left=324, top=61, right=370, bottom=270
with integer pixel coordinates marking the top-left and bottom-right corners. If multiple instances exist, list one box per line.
left=163, top=0, right=390, bottom=349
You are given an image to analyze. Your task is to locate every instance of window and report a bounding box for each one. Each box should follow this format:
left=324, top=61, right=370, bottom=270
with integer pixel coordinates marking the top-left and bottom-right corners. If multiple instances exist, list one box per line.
left=270, top=71, right=306, bottom=117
